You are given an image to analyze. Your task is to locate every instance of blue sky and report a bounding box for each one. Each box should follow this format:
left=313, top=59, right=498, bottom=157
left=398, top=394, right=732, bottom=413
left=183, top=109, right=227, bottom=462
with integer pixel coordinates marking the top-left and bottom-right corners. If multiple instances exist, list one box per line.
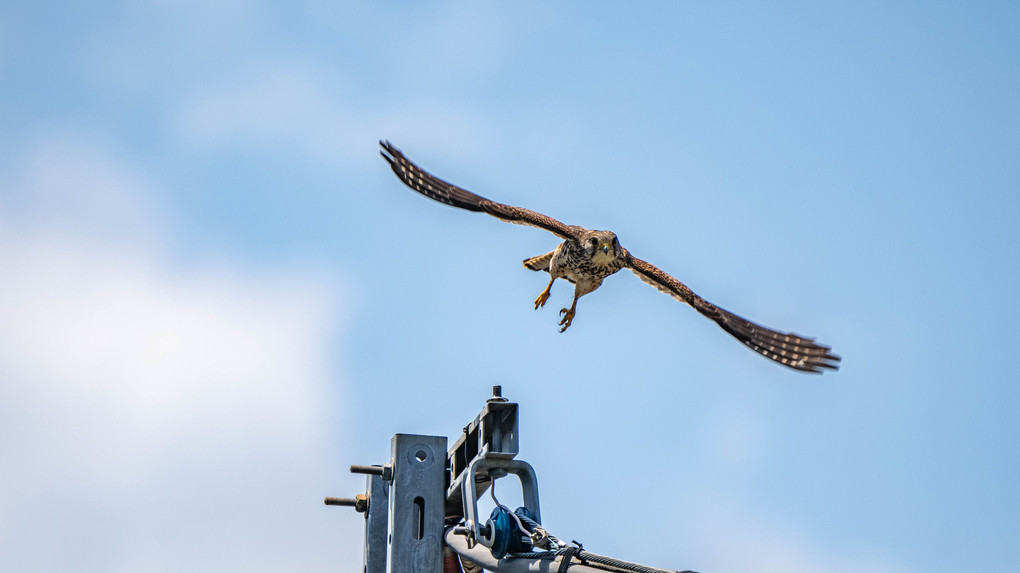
left=1, top=2, right=1018, bottom=572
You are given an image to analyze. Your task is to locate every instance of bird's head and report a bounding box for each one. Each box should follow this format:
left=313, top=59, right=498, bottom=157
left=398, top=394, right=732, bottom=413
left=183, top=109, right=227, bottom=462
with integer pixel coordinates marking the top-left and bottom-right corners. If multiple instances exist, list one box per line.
left=585, top=230, right=621, bottom=264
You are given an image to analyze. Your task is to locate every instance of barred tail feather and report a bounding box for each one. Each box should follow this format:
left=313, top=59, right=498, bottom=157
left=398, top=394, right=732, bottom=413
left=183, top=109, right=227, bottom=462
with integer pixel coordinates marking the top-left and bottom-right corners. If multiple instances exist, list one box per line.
left=523, top=251, right=555, bottom=272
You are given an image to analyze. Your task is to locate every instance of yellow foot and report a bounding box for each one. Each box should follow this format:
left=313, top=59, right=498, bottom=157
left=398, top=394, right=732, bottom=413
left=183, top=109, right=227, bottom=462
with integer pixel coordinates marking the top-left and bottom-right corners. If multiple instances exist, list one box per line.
left=558, top=308, right=575, bottom=332
left=534, top=288, right=552, bottom=309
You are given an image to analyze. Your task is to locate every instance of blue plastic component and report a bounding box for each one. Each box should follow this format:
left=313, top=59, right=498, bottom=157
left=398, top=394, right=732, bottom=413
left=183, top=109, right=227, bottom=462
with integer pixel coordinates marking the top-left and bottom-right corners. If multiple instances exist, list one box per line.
left=486, top=506, right=536, bottom=558
left=508, top=507, right=534, bottom=553
left=486, top=506, right=513, bottom=558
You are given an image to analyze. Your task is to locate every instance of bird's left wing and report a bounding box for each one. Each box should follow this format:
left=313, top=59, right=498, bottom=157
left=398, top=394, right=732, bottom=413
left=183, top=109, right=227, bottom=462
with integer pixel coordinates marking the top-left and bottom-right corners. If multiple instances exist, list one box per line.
left=627, top=255, right=841, bottom=373
left=380, top=141, right=580, bottom=241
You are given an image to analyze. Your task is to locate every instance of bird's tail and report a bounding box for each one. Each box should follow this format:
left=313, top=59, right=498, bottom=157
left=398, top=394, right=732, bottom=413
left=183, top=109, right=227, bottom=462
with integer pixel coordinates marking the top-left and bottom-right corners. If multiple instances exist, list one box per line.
left=523, top=251, right=555, bottom=272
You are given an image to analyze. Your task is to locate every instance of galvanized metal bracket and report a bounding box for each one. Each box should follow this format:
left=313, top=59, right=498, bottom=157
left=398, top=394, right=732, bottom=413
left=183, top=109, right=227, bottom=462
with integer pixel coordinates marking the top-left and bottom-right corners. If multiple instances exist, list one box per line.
left=329, top=387, right=539, bottom=571
left=459, top=456, right=541, bottom=549
left=446, top=386, right=520, bottom=514
left=387, top=434, right=448, bottom=573
left=363, top=473, right=388, bottom=573
left=445, top=387, right=541, bottom=551
left=324, top=467, right=389, bottom=573
left=334, top=435, right=447, bottom=573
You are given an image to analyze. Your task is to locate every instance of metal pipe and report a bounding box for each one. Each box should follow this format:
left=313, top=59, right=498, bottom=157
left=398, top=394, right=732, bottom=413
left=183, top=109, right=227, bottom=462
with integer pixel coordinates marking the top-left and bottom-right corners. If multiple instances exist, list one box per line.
left=445, top=528, right=648, bottom=573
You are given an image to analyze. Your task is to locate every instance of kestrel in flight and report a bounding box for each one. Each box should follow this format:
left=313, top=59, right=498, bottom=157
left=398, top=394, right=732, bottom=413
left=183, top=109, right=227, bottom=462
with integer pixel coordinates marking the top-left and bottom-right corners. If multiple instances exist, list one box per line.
left=379, top=141, right=840, bottom=373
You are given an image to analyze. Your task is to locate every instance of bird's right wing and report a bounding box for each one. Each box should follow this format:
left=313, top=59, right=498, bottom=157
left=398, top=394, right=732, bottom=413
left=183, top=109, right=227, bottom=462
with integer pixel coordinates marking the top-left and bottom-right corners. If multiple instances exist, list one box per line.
left=380, top=141, right=581, bottom=241
left=627, top=255, right=841, bottom=373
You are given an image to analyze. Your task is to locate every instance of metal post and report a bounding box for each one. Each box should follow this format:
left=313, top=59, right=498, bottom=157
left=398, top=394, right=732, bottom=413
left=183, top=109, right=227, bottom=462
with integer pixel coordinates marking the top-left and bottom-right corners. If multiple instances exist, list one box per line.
left=364, top=474, right=388, bottom=573
left=387, top=434, right=447, bottom=573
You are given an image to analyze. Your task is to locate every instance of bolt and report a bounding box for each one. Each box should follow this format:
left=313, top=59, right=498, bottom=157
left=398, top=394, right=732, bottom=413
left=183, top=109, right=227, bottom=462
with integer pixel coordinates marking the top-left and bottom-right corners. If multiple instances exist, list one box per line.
left=350, top=464, right=392, bottom=481
left=324, top=493, right=368, bottom=513
left=487, top=385, right=508, bottom=403
left=478, top=523, right=492, bottom=539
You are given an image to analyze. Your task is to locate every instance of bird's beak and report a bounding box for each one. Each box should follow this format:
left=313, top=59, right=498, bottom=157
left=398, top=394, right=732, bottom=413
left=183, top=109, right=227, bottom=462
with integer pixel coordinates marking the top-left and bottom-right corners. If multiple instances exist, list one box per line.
left=601, top=243, right=611, bottom=255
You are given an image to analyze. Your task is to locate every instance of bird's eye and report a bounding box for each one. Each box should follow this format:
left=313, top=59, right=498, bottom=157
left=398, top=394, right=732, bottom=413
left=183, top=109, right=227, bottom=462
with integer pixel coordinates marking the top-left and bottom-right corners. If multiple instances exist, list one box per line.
left=589, top=238, right=599, bottom=246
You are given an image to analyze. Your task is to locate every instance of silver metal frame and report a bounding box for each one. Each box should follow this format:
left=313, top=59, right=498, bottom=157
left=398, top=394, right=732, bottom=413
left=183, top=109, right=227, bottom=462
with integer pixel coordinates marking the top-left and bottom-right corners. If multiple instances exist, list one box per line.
left=363, top=474, right=388, bottom=573
left=331, top=388, right=540, bottom=571
left=387, top=434, right=447, bottom=573
left=460, top=456, right=541, bottom=549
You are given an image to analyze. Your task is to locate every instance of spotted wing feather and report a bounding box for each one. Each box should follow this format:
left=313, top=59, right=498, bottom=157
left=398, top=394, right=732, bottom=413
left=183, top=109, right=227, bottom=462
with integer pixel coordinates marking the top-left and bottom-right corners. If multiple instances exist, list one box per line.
left=380, top=141, right=579, bottom=241
left=627, top=256, right=840, bottom=373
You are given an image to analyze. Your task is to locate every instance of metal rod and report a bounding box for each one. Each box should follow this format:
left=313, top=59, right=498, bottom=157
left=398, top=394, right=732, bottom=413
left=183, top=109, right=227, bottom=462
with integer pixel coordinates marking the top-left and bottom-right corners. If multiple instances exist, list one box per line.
left=324, top=497, right=357, bottom=507
left=351, top=464, right=385, bottom=476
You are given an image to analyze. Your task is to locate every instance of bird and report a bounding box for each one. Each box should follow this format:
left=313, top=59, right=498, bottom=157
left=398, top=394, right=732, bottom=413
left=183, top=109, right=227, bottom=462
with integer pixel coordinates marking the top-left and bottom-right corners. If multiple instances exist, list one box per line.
left=379, top=141, right=841, bottom=373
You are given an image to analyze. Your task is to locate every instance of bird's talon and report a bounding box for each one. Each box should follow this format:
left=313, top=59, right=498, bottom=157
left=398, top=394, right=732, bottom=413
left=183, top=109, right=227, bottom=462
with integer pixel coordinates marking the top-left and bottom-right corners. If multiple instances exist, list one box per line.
left=557, top=308, right=575, bottom=332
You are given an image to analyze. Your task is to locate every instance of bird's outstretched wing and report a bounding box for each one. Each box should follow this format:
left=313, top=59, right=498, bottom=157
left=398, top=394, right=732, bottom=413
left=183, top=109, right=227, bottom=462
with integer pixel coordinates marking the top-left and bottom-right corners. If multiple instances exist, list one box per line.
left=380, top=141, right=580, bottom=241
left=627, top=255, right=841, bottom=373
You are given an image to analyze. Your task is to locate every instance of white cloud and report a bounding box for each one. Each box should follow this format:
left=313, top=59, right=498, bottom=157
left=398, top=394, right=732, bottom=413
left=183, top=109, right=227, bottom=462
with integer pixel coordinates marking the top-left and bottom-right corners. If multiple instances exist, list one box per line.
left=3, top=133, right=169, bottom=250
left=0, top=135, right=360, bottom=571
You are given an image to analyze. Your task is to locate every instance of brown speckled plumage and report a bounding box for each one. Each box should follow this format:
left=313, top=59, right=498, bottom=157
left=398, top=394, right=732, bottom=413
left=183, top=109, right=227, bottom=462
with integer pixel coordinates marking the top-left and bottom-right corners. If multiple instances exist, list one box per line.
left=379, top=141, right=840, bottom=373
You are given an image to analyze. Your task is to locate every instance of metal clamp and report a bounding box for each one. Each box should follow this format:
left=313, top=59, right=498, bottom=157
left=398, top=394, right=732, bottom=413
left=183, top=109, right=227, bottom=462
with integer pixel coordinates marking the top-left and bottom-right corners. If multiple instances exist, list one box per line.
left=460, top=456, right=541, bottom=549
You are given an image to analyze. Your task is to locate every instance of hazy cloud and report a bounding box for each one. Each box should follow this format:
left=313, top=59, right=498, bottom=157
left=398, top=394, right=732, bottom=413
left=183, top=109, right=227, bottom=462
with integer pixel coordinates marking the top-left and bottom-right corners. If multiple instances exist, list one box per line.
left=0, top=134, right=357, bottom=571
